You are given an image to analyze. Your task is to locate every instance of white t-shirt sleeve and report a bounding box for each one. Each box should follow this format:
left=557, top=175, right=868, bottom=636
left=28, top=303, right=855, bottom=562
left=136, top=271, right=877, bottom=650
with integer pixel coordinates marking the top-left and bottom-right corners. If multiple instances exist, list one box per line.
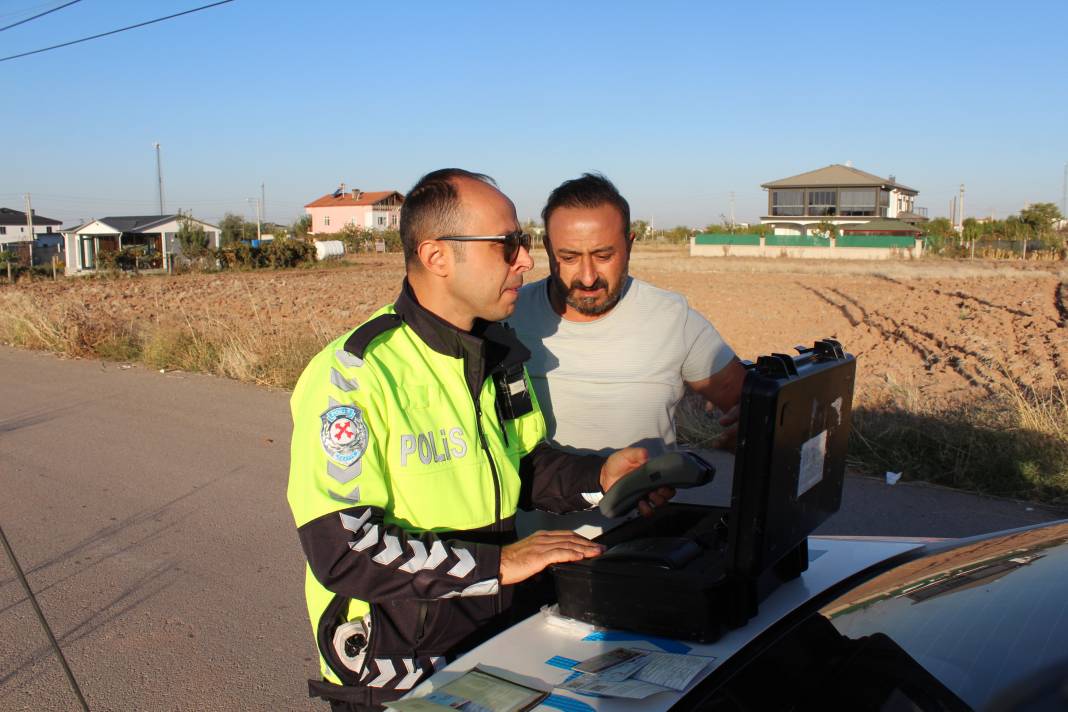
left=680, top=306, right=736, bottom=383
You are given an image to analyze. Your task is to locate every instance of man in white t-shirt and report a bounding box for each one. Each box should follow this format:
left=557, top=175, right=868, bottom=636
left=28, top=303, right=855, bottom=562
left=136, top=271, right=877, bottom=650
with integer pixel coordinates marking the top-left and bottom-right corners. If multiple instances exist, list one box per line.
left=509, top=173, right=746, bottom=534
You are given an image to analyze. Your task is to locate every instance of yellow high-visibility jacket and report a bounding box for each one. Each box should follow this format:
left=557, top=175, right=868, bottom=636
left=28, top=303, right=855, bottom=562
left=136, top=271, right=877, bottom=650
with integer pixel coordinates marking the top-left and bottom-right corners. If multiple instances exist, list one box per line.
left=287, top=281, right=604, bottom=708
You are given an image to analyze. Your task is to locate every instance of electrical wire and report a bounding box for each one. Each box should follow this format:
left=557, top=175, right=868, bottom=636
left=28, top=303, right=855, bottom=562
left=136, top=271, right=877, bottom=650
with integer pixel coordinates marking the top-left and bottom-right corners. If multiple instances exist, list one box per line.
left=0, top=0, right=66, bottom=22
left=0, top=0, right=234, bottom=63
left=0, top=524, right=90, bottom=711
left=0, top=0, right=82, bottom=33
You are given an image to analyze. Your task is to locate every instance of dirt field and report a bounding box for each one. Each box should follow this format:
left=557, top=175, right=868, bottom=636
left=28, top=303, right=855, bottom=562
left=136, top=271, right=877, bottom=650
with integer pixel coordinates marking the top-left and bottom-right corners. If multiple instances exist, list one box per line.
left=3, top=247, right=1064, bottom=408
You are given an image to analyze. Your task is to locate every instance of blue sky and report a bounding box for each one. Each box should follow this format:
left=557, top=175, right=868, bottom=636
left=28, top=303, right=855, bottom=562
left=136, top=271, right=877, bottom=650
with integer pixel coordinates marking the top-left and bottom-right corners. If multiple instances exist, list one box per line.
left=3, top=0, right=1066, bottom=227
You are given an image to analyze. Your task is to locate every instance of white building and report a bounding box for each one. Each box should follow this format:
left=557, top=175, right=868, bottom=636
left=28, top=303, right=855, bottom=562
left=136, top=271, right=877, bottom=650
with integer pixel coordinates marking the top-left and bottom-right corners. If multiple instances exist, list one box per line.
left=760, top=164, right=927, bottom=236
left=0, top=207, right=63, bottom=264
left=62, top=215, right=220, bottom=275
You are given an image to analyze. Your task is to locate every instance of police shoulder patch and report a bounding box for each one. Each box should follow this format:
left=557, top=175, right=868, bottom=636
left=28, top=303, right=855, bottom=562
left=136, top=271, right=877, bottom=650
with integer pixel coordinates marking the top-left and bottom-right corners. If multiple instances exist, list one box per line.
left=320, top=404, right=370, bottom=466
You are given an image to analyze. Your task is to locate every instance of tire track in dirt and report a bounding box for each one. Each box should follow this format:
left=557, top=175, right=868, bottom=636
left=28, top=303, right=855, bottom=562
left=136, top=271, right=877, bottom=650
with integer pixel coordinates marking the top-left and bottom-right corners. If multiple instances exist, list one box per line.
left=798, top=285, right=861, bottom=327
left=875, top=274, right=1037, bottom=318
left=874, top=274, right=1065, bottom=382
left=827, top=286, right=995, bottom=393
left=813, top=285, right=939, bottom=371
left=1056, top=281, right=1068, bottom=328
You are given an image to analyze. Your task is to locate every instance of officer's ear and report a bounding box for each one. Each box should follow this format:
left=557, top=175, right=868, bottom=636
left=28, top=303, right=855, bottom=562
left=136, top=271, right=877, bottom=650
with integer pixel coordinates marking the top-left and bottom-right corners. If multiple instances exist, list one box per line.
left=416, top=238, right=451, bottom=277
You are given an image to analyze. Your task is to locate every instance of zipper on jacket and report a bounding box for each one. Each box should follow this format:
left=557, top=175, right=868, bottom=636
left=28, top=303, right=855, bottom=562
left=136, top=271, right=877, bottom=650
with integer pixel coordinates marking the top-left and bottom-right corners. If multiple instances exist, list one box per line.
left=413, top=601, right=430, bottom=651
left=474, top=398, right=503, bottom=616
left=465, top=352, right=504, bottom=616
left=472, top=397, right=503, bottom=532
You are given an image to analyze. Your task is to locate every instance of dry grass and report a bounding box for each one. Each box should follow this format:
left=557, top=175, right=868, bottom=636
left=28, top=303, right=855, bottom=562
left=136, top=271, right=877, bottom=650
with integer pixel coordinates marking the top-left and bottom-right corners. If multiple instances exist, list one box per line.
left=847, top=380, right=1068, bottom=503
left=675, top=378, right=1068, bottom=504
left=0, top=289, right=327, bottom=389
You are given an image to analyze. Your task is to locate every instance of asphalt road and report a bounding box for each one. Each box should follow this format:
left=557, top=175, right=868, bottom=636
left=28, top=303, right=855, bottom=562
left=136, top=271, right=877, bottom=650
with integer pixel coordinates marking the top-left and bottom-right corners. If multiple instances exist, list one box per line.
left=1, top=346, right=1064, bottom=711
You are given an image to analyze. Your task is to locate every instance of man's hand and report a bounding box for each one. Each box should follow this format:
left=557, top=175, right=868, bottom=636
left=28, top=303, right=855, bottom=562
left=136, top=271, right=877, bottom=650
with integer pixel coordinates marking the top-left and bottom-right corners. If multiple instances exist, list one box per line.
left=499, top=531, right=604, bottom=585
left=600, top=447, right=675, bottom=517
left=598, top=447, right=649, bottom=491
left=712, top=404, right=740, bottom=452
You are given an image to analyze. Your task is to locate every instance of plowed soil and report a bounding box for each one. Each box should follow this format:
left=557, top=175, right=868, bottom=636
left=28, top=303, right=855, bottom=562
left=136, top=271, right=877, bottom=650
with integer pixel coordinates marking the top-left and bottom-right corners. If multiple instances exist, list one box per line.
left=5, top=248, right=1065, bottom=404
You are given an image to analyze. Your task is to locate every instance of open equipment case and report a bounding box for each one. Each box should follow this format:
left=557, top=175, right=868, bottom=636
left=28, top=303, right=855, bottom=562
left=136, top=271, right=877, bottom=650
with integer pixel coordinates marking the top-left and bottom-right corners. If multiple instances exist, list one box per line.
left=551, top=339, right=856, bottom=643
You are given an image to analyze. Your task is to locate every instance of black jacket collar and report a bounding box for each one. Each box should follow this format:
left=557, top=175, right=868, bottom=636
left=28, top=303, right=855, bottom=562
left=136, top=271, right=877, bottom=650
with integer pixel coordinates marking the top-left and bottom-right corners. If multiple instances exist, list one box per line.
left=393, top=280, right=531, bottom=396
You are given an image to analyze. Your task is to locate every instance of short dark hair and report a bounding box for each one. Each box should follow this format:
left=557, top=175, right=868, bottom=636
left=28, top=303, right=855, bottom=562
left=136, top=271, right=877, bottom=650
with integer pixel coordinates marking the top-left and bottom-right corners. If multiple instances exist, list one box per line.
left=541, top=173, right=630, bottom=242
left=399, top=168, right=497, bottom=263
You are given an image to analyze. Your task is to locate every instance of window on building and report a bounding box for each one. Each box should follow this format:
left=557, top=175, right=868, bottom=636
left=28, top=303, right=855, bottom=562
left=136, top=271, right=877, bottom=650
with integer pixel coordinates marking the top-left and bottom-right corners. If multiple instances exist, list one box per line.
left=46, top=226, right=53, bottom=233
left=324, top=215, right=331, bottom=226
left=377, top=216, right=386, bottom=227
left=839, top=189, right=876, bottom=216
left=878, top=189, right=891, bottom=217
left=0, top=226, right=6, bottom=235
left=771, top=189, right=803, bottom=216
left=807, top=190, right=836, bottom=216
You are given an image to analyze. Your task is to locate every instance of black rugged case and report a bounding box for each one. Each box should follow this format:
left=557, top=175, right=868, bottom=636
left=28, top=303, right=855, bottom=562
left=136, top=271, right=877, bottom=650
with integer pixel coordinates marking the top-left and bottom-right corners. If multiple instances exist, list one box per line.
left=552, top=339, right=856, bottom=643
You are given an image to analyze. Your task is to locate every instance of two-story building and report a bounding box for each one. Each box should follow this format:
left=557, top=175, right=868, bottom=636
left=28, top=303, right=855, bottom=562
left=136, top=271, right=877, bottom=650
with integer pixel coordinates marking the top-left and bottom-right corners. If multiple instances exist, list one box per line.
left=760, top=164, right=926, bottom=236
left=0, top=207, right=63, bottom=265
left=304, top=184, right=404, bottom=235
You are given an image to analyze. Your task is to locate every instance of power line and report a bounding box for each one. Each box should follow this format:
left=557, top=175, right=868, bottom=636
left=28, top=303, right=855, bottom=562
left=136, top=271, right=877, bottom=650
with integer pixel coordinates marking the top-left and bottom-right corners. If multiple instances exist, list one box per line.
left=0, top=0, right=70, bottom=22
left=1, top=524, right=90, bottom=711
left=0, top=0, right=82, bottom=33
left=0, top=0, right=235, bottom=63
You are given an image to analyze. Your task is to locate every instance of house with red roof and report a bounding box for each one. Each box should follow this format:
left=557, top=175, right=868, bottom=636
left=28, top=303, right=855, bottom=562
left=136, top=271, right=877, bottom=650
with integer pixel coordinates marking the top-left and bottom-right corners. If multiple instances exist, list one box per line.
left=304, top=183, right=404, bottom=235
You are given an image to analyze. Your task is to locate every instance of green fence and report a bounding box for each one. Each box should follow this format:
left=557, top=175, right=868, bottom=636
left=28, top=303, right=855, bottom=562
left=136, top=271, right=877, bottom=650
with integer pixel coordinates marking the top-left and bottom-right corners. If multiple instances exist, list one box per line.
left=694, top=232, right=920, bottom=250
left=837, top=234, right=917, bottom=248
left=693, top=233, right=760, bottom=246
left=765, top=234, right=829, bottom=247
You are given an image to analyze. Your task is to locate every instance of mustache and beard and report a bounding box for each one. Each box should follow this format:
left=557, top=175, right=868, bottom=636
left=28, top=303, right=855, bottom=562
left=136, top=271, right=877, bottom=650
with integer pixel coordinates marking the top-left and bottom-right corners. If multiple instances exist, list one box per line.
left=550, top=270, right=627, bottom=317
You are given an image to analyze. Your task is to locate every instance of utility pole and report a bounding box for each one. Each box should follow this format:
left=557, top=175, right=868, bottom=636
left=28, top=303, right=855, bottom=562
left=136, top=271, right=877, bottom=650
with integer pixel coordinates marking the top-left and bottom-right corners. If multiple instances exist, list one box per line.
left=154, top=142, right=165, bottom=214
left=1062, top=161, right=1066, bottom=220
left=261, top=182, right=266, bottom=226
left=728, top=191, right=735, bottom=231
left=247, top=198, right=262, bottom=240
left=958, top=183, right=965, bottom=231
left=24, top=193, right=35, bottom=266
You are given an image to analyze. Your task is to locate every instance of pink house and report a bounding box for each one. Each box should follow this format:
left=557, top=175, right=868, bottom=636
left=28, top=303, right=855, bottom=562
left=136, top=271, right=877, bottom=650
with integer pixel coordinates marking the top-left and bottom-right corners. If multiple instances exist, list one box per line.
left=305, top=184, right=404, bottom=234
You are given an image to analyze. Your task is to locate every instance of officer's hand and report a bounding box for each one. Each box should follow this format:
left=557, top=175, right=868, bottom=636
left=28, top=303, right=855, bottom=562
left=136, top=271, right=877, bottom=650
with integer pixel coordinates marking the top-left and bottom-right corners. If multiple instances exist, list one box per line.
left=499, top=531, right=604, bottom=585
left=712, top=404, right=740, bottom=452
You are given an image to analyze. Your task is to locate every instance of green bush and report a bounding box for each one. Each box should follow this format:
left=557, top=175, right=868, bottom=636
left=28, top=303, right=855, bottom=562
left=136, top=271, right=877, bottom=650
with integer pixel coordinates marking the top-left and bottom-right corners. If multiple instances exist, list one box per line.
left=262, top=237, right=316, bottom=268
left=216, top=242, right=264, bottom=269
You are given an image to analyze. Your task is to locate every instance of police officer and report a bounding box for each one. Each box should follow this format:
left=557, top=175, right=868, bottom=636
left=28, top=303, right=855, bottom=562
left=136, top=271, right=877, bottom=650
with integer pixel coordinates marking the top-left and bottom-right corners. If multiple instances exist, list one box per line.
left=287, top=169, right=668, bottom=711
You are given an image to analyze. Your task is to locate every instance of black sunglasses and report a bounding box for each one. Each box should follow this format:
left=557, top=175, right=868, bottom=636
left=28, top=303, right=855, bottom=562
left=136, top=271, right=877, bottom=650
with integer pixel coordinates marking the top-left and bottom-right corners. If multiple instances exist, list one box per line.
left=435, top=230, right=532, bottom=265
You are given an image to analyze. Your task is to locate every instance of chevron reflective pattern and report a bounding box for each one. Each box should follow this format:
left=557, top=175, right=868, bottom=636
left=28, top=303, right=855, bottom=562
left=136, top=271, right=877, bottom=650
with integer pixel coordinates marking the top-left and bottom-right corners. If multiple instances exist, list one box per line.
left=335, top=511, right=488, bottom=583
left=330, top=367, right=360, bottom=392
left=335, top=350, right=364, bottom=369
left=359, top=655, right=439, bottom=690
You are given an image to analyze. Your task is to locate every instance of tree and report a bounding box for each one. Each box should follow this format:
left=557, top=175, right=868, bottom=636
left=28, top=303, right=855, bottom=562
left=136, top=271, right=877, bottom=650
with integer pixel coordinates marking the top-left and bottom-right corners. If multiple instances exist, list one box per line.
left=177, top=217, right=209, bottom=258
left=219, top=212, right=247, bottom=246
left=1019, top=203, right=1063, bottom=235
left=292, top=214, right=312, bottom=239
left=630, top=220, right=650, bottom=240
left=923, top=217, right=955, bottom=238
left=811, top=220, right=838, bottom=239
left=663, top=226, right=693, bottom=244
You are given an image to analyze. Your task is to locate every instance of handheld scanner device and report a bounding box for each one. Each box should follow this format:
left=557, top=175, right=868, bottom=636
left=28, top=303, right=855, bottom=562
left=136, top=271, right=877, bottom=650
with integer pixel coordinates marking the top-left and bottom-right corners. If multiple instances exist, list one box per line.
left=598, top=451, right=715, bottom=518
